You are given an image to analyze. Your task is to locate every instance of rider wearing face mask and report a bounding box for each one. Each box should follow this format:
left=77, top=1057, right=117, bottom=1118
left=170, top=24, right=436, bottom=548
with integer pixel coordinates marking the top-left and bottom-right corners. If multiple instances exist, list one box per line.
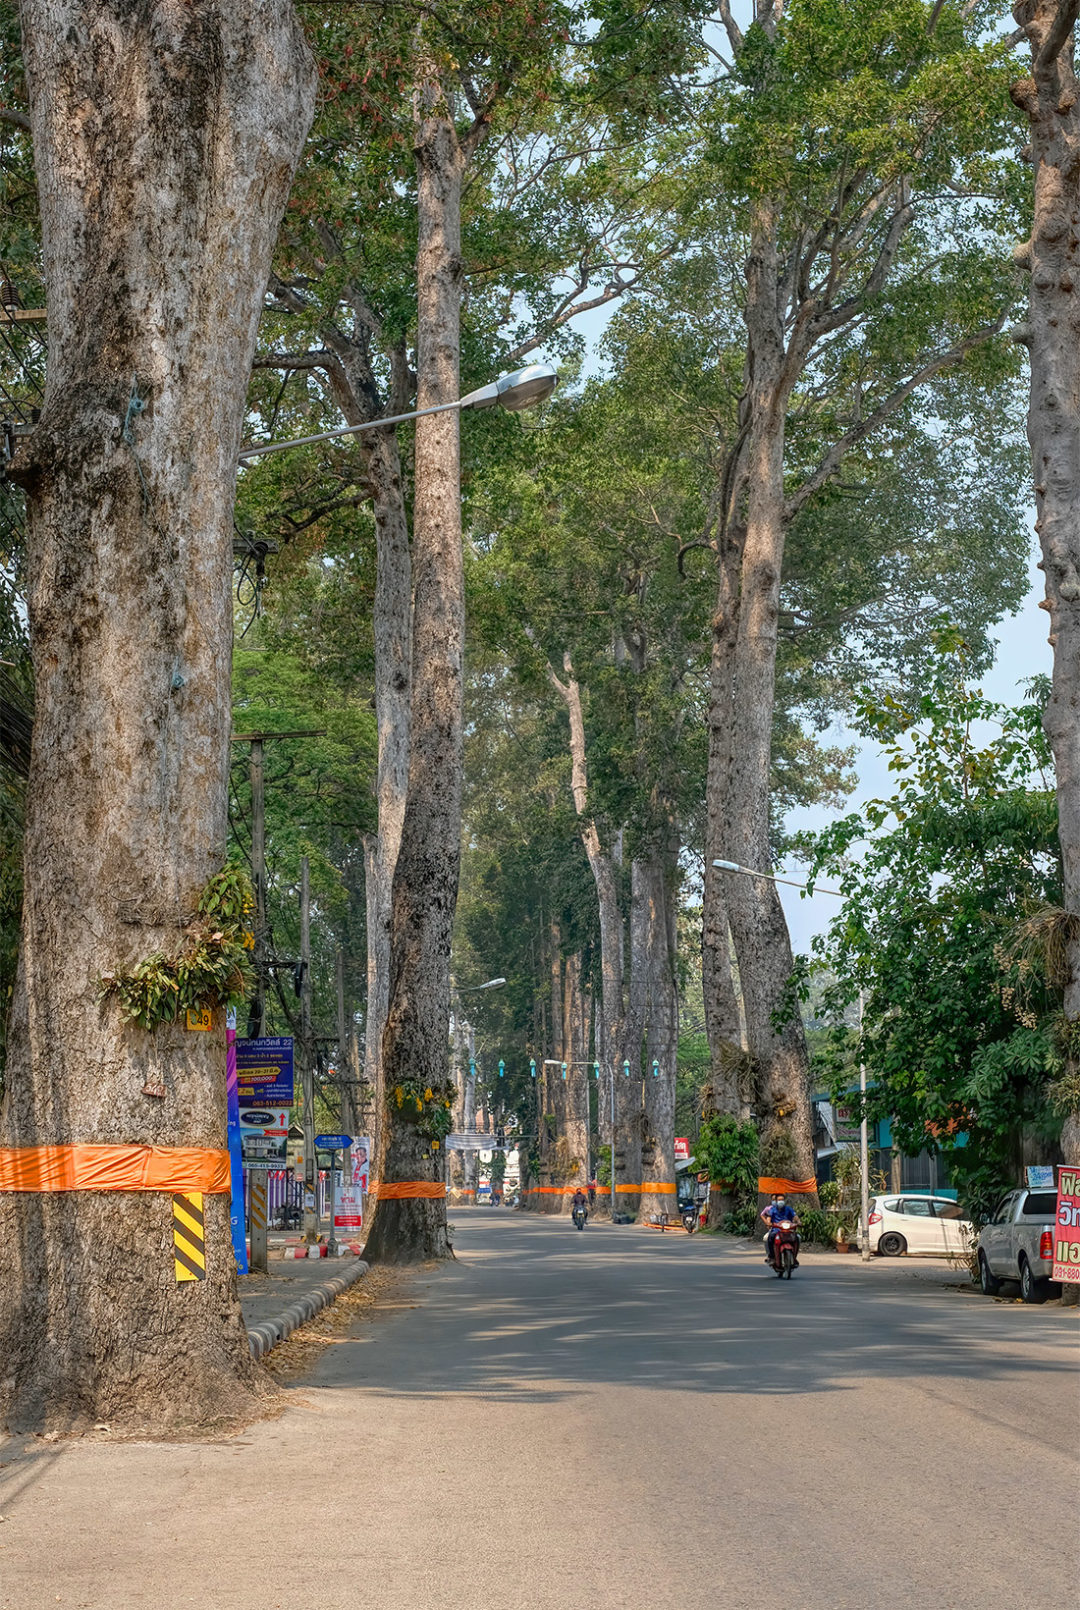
left=761, top=1193, right=798, bottom=1265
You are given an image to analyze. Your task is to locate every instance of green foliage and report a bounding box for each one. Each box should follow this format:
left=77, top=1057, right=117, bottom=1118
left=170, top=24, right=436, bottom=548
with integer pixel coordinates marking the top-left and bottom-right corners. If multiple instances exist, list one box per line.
left=695, top=1113, right=759, bottom=1194
left=98, top=866, right=255, bottom=1032
left=794, top=1207, right=838, bottom=1249
left=389, top=1078, right=457, bottom=1142
left=722, top=1201, right=758, bottom=1236
left=802, top=641, right=1062, bottom=1216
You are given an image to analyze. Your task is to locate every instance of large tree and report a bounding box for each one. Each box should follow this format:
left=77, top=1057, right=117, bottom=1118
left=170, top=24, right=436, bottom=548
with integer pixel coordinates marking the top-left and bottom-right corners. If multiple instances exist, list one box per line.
left=0, top=1, right=315, bottom=1431
left=701, top=0, right=1025, bottom=1201
left=1011, top=1, right=1080, bottom=1181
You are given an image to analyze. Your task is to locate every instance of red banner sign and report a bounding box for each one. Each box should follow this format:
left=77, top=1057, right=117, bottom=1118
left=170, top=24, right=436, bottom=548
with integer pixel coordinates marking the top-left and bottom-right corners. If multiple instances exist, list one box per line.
left=674, top=1137, right=690, bottom=1163
left=1053, top=1166, right=1080, bottom=1284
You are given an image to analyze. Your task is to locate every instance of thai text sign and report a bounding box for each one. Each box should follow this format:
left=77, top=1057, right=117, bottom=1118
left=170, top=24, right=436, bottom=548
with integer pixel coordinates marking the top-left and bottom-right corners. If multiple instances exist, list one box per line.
left=674, top=1137, right=690, bottom=1163
left=236, top=1036, right=294, bottom=1105
left=1052, top=1167, right=1080, bottom=1284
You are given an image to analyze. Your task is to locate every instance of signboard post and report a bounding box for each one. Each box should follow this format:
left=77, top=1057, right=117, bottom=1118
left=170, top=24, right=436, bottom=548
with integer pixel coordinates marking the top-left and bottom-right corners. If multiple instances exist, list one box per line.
left=1052, top=1166, right=1080, bottom=1285
left=674, top=1137, right=690, bottom=1165
left=225, top=1008, right=248, bottom=1275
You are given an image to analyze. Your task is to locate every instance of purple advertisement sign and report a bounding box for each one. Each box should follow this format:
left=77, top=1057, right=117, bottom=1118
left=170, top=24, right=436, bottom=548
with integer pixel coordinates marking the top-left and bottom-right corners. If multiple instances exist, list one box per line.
left=236, top=1036, right=295, bottom=1105
left=226, top=1009, right=248, bottom=1275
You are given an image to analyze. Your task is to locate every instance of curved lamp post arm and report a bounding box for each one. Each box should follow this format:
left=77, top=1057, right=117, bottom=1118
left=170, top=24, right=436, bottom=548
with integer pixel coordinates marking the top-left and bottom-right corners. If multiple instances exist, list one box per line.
left=238, top=363, right=558, bottom=463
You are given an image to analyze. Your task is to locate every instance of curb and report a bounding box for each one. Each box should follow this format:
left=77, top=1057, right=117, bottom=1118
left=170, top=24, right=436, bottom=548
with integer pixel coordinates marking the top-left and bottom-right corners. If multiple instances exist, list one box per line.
left=247, top=1258, right=370, bottom=1360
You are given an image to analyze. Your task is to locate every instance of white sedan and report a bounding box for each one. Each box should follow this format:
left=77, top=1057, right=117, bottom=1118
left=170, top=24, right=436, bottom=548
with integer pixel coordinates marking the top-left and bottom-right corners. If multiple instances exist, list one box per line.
left=868, top=1193, right=971, bottom=1257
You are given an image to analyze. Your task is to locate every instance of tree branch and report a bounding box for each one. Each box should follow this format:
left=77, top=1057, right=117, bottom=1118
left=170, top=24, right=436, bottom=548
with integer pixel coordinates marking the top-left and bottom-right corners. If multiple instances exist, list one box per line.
left=783, top=316, right=1007, bottom=522
left=1037, top=0, right=1080, bottom=70
left=716, top=0, right=744, bottom=53
left=0, top=108, right=30, bottom=132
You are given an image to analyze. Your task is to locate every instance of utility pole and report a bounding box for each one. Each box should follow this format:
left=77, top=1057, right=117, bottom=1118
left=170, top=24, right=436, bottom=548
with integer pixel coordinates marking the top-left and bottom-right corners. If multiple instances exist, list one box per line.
left=335, top=946, right=352, bottom=1256
left=230, top=727, right=324, bottom=1040
left=336, top=947, right=352, bottom=1135
left=301, top=856, right=317, bottom=1245
left=859, top=988, right=871, bottom=1263
left=249, top=736, right=266, bottom=1039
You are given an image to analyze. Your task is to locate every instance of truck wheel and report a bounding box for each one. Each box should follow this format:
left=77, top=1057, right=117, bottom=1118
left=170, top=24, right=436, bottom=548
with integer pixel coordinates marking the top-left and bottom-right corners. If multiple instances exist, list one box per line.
left=979, top=1252, right=1002, bottom=1296
left=1019, top=1256, right=1049, bottom=1305
left=878, top=1232, right=906, bottom=1257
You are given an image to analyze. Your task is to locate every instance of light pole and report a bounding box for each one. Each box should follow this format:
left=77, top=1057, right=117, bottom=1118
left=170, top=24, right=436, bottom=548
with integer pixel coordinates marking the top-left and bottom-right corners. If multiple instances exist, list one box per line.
left=712, top=857, right=871, bottom=1263
left=238, top=364, right=558, bottom=463
left=452, top=977, right=506, bottom=1197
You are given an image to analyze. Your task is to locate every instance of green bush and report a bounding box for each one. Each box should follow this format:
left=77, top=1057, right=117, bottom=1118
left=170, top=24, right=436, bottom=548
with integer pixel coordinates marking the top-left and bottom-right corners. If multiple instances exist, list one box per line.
left=722, top=1200, right=759, bottom=1236
left=697, top=1114, right=759, bottom=1194
left=795, top=1207, right=839, bottom=1248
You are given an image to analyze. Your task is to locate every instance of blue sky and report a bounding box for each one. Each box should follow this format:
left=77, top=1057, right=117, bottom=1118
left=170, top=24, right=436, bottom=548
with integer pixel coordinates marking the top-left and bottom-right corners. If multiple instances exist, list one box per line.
left=778, top=540, right=1049, bottom=955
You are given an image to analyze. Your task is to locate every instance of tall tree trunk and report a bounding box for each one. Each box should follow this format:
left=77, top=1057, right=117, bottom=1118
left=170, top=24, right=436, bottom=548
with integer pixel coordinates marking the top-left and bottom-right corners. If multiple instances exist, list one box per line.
left=640, top=852, right=679, bottom=1220
left=1013, top=4, right=1080, bottom=1307
left=0, top=0, right=314, bottom=1431
left=723, top=213, right=818, bottom=1208
left=703, top=536, right=749, bottom=1117
left=364, top=75, right=463, bottom=1263
left=561, top=949, right=591, bottom=1205
left=361, top=429, right=412, bottom=1184
left=533, top=925, right=566, bottom=1212
left=548, top=655, right=643, bottom=1212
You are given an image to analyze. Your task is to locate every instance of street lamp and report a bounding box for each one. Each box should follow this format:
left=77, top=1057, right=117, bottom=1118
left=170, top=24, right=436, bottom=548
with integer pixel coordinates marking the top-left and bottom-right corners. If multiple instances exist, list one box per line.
left=238, top=363, right=559, bottom=463
left=458, top=976, right=507, bottom=994
left=711, top=856, right=870, bottom=1263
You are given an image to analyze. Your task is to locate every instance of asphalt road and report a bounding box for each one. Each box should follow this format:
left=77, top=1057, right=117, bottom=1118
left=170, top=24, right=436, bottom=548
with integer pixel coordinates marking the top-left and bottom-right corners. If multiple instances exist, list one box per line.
left=1, top=1211, right=1076, bottom=1610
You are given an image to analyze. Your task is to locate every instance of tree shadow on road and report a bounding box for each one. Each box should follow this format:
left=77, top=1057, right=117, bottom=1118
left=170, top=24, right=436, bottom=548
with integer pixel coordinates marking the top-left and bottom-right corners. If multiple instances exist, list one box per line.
left=316, top=1216, right=1078, bottom=1406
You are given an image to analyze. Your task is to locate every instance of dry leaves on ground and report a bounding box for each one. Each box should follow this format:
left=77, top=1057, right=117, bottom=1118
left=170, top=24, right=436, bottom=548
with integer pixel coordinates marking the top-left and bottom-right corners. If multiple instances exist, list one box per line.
left=262, top=1266, right=414, bottom=1383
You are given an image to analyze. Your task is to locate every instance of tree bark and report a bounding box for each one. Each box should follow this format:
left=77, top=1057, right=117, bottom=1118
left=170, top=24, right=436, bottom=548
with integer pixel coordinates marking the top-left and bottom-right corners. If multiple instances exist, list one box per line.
left=363, top=73, right=463, bottom=1264
left=639, top=852, right=679, bottom=1220
left=0, top=0, right=315, bottom=1431
left=360, top=428, right=412, bottom=1181
left=716, top=211, right=818, bottom=1208
left=1012, top=0, right=1080, bottom=1300
left=703, top=534, right=749, bottom=1117
left=549, top=655, right=643, bottom=1212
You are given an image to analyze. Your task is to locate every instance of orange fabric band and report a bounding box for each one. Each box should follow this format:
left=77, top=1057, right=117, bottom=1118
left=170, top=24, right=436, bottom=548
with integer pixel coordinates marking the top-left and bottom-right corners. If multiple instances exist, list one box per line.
left=0, top=1145, right=231, bottom=1194
left=371, top=1181, right=446, bottom=1200
left=639, top=1182, right=678, bottom=1194
left=758, top=1176, right=817, bottom=1194
left=524, top=1185, right=580, bottom=1195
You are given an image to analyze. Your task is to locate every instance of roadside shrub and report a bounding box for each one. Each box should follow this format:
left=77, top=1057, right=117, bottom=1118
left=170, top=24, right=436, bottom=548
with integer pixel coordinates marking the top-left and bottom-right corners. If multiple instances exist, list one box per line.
left=722, top=1200, right=758, bottom=1236
left=697, top=1113, right=759, bottom=1193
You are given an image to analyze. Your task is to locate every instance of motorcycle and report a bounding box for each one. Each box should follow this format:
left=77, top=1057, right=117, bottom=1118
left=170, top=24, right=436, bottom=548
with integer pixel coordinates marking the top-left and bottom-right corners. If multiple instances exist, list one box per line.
left=769, top=1224, right=800, bottom=1278
left=680, top=1207, right=698, bottom=1235
left=572, top=1204, right=588, bottom=1231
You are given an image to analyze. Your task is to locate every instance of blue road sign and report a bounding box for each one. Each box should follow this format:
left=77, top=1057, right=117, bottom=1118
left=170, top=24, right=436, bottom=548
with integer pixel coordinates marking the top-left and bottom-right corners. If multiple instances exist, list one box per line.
left=315, top=1133, right=352, bottom=1150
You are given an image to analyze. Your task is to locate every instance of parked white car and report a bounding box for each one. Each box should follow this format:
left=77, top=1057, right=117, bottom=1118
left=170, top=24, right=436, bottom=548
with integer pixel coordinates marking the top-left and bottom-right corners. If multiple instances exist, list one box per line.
left=867, top=1193, right=971, bottom=1258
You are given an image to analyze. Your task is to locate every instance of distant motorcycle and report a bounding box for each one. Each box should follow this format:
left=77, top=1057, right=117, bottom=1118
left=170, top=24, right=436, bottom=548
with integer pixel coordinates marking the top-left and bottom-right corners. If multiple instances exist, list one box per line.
left=681, top=1207, right=698, bottom=1235
left=769, top=1224, right=800, bottom=1279
left=572, top=1204, right=588, bottom=1231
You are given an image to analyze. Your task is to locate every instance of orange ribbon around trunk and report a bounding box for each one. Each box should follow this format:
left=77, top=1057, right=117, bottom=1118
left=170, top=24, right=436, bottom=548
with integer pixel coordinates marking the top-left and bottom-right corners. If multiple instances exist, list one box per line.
left=0, top=1144, right=231, bottom=1194
left=758, top=1175, right=817, bottom=1194
left=371, top=1181, right=446, bottom=1200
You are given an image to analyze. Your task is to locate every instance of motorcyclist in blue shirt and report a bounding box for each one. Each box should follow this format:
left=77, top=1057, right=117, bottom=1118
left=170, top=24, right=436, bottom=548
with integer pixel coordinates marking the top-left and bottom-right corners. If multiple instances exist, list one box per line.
left=761, top=1194, right=799, bottom=1266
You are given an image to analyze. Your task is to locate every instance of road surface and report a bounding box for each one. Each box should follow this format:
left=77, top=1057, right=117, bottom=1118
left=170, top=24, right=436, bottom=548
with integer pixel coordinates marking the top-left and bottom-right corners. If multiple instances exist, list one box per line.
left=1, top=1211, right=1076, bottom=1609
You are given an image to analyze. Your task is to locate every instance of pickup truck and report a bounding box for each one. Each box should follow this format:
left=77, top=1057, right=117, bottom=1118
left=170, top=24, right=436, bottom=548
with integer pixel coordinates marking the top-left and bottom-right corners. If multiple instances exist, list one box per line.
left=977, top=1187, right=1060, bottom=1303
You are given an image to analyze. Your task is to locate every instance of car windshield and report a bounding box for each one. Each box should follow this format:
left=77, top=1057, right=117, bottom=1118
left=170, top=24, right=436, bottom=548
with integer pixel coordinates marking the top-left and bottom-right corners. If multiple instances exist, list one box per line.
left=1022, top=1192, right=1058, bottom=1218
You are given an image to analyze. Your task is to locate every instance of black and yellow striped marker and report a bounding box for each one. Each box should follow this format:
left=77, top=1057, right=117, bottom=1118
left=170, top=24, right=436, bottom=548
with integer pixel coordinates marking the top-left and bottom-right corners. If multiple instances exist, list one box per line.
left=173, top=1191, right=206, bottom=1282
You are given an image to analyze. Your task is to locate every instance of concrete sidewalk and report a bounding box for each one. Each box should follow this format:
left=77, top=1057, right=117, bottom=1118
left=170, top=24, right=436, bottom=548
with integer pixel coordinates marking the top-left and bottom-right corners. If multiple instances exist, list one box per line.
left=239, top=1252, right=364, bottom=1331
left=240, top=1250, right=369, bottom=1357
